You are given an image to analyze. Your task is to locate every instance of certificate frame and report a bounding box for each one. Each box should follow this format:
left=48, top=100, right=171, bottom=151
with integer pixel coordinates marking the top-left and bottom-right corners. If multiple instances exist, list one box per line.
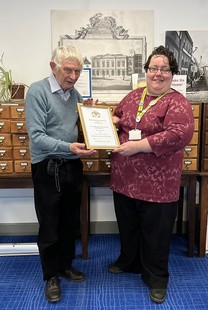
left=77, top=103, right=120, bottom=149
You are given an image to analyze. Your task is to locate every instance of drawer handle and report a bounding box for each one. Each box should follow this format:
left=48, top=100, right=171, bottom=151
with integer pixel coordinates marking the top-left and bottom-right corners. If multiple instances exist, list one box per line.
left=105, top=150, right=112, bottom=156
left=0, top=136, right=5, bottom=144
left=184, top=147, right=192, bottom=156
left=16, top=108, right=24, bottom=113
left=16, top=122, right=23, bottom=130
left=105, top=161, right=111, bottom=168
left=18, top=136, right=26, bottom=143
left=19, top=149, right=27, bottom=156
left=86, top=161, right=93, bottom=169
left=184, top=160, right=192, bottom=169
left=0, top=122, right=5, bottom=130
left=0, top=150, right=6, bottom=157
left=184, top=147, right=192, bottom=152
left=20, top=162, right=28, bottom=171
left=0, top=163, right=7, bottom=170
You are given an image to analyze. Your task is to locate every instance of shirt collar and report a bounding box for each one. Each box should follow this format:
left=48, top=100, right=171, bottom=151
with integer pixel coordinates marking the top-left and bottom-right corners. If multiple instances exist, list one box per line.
left=48, top=74, right=61, bottom=93
left=48, top=74, right=73, bottom=101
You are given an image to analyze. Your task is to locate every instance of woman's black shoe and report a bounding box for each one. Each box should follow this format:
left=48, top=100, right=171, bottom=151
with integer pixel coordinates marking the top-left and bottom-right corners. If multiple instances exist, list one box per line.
left=108, top=263, right=124, bottom=274
left=149, top=289, right=166, bottom=303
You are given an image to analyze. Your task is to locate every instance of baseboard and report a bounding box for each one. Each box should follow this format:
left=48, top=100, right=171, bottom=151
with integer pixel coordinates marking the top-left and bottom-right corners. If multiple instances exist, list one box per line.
left=90, top=221, right=119, bottom=234
left=0, top=223, right=39, bottom=236
left=0, top=220, right=187, bottom=236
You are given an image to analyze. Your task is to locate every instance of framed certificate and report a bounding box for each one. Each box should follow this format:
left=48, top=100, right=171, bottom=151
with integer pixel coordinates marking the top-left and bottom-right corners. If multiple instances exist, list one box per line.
left=77, top=103, right=120, bottom=149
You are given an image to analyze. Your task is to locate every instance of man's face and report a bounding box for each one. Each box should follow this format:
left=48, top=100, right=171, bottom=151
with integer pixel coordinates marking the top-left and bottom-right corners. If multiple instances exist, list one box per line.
left=50, top=58, right=82, bottom=91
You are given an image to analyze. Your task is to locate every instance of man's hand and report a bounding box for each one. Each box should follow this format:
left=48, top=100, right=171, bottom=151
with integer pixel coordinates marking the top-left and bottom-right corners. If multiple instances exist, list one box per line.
left=83, top=98, right=98, bottom=106
left=70, top=142, right=96, bottom=156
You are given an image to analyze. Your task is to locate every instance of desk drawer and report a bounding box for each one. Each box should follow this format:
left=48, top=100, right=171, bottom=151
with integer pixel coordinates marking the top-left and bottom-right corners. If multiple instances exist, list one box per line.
left=182, top=159, right=197, bottom=171
left=82, top=159, right=99, bottom=172
left=0, top=148, right=12, bottom=159
left=0, top=134, right=11, bottom=146
left=14, top=160, right=31, bottom=173
left=0, top=160, right=13, bottom=173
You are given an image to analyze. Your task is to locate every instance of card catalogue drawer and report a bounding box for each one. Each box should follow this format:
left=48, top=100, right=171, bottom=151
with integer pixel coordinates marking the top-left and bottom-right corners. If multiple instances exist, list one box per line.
left=0, top=106, right=10, bottom=119
left=13, top=147, right=30, bottom=159
left=12, top=134, right=29, bottom=146
left=0, top=134, right=11, bottom=146
left=14, top=160, right=31, bottom=173
left=0, top=120, right=11, bottom=132
left=0, top=148, right=12, bottom=159
left=99, top=159, right=111, bottom=172
left=82, top=159, right=99, bottom=172
left=183, top=146, right=198, bottom=158
left=10, top=106, right=25, bottom=119
left=0, top=161, right=13, bottom=173
left=182, top=159, right=197, bottom=171
left=10, top=120, right=27, bottom=133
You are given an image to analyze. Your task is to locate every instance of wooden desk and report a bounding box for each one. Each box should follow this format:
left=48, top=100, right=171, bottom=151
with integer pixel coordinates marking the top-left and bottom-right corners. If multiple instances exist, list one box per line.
left=198, top=174, right=208, bottom=257
left=0, top=172, right=206, bottom=259
left=81, top=172, right=199, bottom=259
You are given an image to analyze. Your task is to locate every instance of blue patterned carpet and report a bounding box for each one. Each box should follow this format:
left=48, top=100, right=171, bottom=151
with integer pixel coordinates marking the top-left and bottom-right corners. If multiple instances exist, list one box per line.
left=0, top=234, right=208, bottom=310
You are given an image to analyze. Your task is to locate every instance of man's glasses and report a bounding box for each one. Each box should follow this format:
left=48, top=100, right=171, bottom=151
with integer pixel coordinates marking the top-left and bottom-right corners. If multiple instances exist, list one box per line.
left=62, top=67, right=81, bottom=75
left=148, top=67, right=171, bottom=74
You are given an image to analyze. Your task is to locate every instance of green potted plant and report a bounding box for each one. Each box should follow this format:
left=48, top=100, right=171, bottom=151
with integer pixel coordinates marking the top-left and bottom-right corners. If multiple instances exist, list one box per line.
left=0, top=53, right=28, bottom=102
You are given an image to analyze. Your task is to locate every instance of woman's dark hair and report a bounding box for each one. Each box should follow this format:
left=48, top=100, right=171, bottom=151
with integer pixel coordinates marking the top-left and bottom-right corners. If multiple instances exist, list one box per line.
left=143, top=45, right=179, bottom=75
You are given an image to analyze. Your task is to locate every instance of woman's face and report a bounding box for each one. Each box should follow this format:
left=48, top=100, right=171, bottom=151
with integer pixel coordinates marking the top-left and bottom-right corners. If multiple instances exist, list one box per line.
left=146, top=55, right=173, bottom=96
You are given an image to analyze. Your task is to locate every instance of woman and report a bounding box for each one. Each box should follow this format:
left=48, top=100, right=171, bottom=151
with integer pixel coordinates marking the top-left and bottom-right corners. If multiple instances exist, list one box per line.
left=109, top=45, right=194, bottom=303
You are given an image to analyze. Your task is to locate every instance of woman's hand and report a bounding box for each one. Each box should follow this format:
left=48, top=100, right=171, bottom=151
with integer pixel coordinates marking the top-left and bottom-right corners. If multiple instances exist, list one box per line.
left=112, top=115, right=120, bottom=126
left=112, top=141, right=140, bottom=156
left=112, top=138, right=153, bottom=156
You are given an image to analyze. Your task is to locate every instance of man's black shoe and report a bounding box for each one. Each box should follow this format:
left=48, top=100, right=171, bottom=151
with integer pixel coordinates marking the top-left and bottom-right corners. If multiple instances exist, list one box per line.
left=149, top=289, right=166, bottom=303
left=45, top=277, right=61, bottom=302
left=108, top=263, right=124, bottom=274
left=62, top=267, right=86, bottom=282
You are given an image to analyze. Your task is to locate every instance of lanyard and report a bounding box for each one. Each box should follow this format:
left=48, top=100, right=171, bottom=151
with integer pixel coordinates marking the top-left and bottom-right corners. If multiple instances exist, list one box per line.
left=136, top=87, right=169, bottom=122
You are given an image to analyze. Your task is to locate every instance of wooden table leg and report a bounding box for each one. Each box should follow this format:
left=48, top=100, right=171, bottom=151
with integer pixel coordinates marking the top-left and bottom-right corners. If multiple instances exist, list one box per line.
left=177, top=187, right=184, bottom=235
left=187, top=175, right=197, bottom=257
left=81, top=177, right=89, bottom=259
left=199, top=175, right=208, bottom=257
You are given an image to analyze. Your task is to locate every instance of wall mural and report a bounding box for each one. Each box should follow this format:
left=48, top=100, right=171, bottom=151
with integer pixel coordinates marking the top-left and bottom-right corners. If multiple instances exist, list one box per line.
left=51, top=10, right=154, bottom=102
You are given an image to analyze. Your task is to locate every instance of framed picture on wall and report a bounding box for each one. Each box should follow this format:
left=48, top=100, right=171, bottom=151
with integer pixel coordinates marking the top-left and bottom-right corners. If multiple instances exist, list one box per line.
left=51, top=10, right=154, bottom=102
left=165, top=30, right=208, bottom=102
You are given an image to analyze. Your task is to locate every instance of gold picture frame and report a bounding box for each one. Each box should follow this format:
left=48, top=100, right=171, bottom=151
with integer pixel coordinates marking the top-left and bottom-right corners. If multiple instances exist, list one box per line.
left=77, top=103, right=120, bottom=149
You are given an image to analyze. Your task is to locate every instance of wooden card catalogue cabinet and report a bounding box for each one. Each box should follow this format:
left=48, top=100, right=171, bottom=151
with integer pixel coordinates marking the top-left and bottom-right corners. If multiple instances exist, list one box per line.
left=201, top=102, right=208, bottom=171
left=0, top=103, right=31, bottom=174
left=182, top=102, right=201, bottom=172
